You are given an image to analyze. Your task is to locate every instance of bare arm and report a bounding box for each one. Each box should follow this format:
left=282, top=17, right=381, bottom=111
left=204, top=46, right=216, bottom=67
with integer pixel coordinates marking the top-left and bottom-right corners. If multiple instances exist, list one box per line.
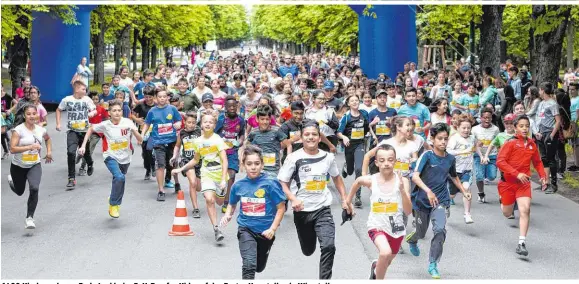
left=346, top=175, right=372, bottom=205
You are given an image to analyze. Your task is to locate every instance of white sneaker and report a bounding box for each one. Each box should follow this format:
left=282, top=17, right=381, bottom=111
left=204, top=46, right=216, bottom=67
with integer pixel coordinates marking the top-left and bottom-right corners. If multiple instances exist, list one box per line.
left=557, top=173, right=564, bottom=180
left=7, top=175, right=15, bottom=192
left=25, top=217, right=36, bottom=229
left=464, top=214, right=474, bottom=224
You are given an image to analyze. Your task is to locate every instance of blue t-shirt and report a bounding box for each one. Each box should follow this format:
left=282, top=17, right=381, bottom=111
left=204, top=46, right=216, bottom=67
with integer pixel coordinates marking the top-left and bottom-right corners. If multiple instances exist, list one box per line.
left=412, top=150, right=457, bottom=212
left=397, top=103, right=431, bottom=139
left=99, top=93, right=115, bottom=103
left=133, top=81, right=156, bottom=100
left=571, top=96, right=579, bottom=122
left=109, top=85, right=131, bottom=103
left=278, top=65, right=298, bottom=78
left=368, top=107, right=398, bottom=142
left=144, top=105, right=182, bottom=146
left=229, top=174, right=287, bottom=233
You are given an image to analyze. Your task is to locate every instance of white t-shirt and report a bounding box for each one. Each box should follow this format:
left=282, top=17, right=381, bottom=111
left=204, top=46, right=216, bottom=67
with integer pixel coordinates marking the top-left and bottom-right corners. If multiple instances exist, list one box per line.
left=240, top=93, right=262, bottom=118
left=472, top=124, right=500, bottom=157
left=57, top=95, right=96, bottom=132
left=119, top=77, right=134, bottom=89
left=359, top=104, right=376, bottom=113
left=92, top=118, right=137, bottom=164
left=378, top=137, right=419, bottom=176
left=386, top=95, right=403, bottom=110
left=447, top=134, right=475, bottom=173
left=305, top=107, right=336, bottom=137
left=278, top=149, right=340, bottom=212
left=11, top=124, right=48, bottom=168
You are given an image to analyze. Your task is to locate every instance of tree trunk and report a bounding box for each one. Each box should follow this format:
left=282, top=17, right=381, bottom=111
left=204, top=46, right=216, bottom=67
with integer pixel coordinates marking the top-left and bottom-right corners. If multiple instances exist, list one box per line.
left=114, top=38, right=121, bottom=75
left=151, top=44, right=158, bottom=69
left=132, top=28, right=138, bottom=71
left=139, top=34, right=149, bottom=71
left=479, top=5, right=505, bottom=78
left=531, top=5, right=571, bottom=85
left=8, top=12, right=29, bottom=97
left=92, top=11, right=107, bottom=86
left=567, top=19, right=575, bottom=70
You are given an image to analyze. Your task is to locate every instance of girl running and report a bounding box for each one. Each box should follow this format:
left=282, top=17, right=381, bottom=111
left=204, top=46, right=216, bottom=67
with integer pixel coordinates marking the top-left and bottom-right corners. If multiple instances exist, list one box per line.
left=220, top=145, right=287, bottom=279
left=346, top=143, right=411, bottom=279
left=7, top=104, right=53, bottom=229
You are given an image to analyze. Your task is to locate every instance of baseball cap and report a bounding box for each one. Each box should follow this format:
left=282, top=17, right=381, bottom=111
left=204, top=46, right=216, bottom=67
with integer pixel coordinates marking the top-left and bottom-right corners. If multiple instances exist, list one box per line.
left=504, top=113, right=516, bottom=122
left=375, top=89, right=388, bottom=97
left=202, top=93, right=214, bottom=103
left=323, top=80, right=335, bottom=90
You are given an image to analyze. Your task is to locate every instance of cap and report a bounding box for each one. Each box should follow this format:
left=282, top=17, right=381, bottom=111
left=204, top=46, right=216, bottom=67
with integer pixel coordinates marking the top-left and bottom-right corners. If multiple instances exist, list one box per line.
left=202, top=93, right=214, bottom=103
left=375, top=89, right=388, bottom=97
left=395, top=82, right=404, bottom=87
left=323, top=80, right=335, bottom=90
left=504, top=113, right=516, bottom=122
left=340, top=208, right=353, bottom=226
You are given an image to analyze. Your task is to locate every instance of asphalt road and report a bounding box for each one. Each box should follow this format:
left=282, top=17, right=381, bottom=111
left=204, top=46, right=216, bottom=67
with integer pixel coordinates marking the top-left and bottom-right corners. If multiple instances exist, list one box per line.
left=2, top=113, right=579, bottom=279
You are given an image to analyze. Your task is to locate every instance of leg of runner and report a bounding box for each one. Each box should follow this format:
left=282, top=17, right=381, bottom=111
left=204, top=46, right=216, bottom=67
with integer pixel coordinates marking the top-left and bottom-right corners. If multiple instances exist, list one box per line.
left=66, top=131, right=82, bottom=188
left=80, top=132, right=95, bottom=176
left=203, top=188, right=224, bottom=242
left=516, top=196, right=531, bottom=256
left=474, top=155, right=486, bottom=203
left=371, top=233, right=399, bottom=280
left=353, top=143, right=365, bottom=207
left=153, top=145, right=167, bottom=201
left=223, top=168, right=236, bottom=213
left=427, top=206, right=447, bottom=279
left=406, top=209, right=430, bottom=257
left=142, top=141, right=153, bottom=180
left=185, top=170, right=200, bottom=218
left=105, top=157, right=129, bottom=218
left=80, top=133, right=99, bottom=175
left=164, top=143, right=176, bottom=190
left=238, top=226, right=275, bottom=279
left=10, top=163, right=41, bottom=229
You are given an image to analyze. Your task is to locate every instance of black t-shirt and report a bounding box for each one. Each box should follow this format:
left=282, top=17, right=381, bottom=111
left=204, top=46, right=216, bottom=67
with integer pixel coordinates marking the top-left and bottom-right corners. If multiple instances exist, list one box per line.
left=133, top=102, right=155, bottom=131
left=325, top=97, right=343, bottom=112
left=180, top=127, right=202, bottom=162
left=1, top=95, right=14, bottom=112
left=341, top=112, right=369, bottom=146
left=151, top=77, right=167, bottom=87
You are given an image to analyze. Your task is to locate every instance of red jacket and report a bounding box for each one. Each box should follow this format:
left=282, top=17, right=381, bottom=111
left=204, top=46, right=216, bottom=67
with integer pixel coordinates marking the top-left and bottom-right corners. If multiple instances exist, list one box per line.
left=497, top=134, right=546, bottom=184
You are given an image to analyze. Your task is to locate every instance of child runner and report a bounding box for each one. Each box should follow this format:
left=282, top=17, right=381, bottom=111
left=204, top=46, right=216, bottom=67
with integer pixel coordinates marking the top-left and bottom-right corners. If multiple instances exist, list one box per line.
left=406, top=123, right=472, bottom=279
left=397, top=87, right=431, bottom=139
left=56, top=80, right=96, bottom=189
left=172, top=113, right=229, bottom=243
left=131, top=85, right=156, bottom=180
left=78, top=100, right=143, bottom=218
left=446, top=114, right=476, bottom=223
left=368, top=90, right=398, bottom=145
left=79, top=91, right=109, bottom=176
left=171, top=112, right=202, bottom=218
left=114, top=90, right=131, bottom=118
left=220, top=145, right=287, bottom=280
left=215, top=95, right=246, bottom=213
left=496, top=115, right=547, bottom=256
left=347, top=144, right=411, bottom=279
left=472, top=107, right=500, bottom=203
left=7, top=104, right=53, bottom=229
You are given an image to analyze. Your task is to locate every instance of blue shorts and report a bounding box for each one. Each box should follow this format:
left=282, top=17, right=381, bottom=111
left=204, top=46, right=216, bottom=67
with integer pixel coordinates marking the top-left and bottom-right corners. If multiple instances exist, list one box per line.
left=473, top=155, right=497, bottom=182
left=227, top=152, right=239, bottom=173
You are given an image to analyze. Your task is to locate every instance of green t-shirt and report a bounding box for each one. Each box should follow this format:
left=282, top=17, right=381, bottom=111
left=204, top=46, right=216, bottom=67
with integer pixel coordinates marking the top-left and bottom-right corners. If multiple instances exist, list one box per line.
left=491, top=132, right=514, bottom=148
left=458, top=95, right=480, bottom=117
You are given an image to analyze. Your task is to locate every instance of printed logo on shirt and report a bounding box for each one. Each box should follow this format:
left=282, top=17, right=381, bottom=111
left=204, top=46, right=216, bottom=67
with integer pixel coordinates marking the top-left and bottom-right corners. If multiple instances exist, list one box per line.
left=254, top=188, right=266, bottom=198
left=167, top=113, right=173, bottom=120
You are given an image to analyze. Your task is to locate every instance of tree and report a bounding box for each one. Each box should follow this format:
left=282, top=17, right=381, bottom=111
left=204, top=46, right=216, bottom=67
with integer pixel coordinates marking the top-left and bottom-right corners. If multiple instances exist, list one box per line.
left=1, top=5, right=77, bottom=96
left=531, top=5, right=571, bottom=85
left=211, top=5, right=250, bottom=49
left=479, top=5, right=505, bottom=78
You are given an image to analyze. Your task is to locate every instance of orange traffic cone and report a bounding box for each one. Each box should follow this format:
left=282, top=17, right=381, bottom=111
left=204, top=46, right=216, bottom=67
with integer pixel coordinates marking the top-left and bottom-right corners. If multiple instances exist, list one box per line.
left=169, top=190, right=195, bottom=236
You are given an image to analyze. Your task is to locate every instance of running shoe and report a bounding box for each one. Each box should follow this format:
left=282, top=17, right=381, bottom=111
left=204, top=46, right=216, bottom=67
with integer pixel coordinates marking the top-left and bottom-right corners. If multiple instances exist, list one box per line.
left=408, top=243, right=420, bottom=256
left=398, top=246, right=405, bottom=254
left=25, top=217, right=36, bottom=229
left=341, top=164, right=348, bottom=178
left=7, top=175, right=15, bottom=192
left=545, top=185, right=558, bottom=194
left=66, top=178, right=76, bottom=189
left=192, top=209, right=201, bottom=218
left=109, top=205, right=120, bottom=218
left=144, top=171, right=151, bottom=181
left=214, top=227, right=224, bottom=242
left=450, top=199, right=455, bottom=206
left=477, top=194, right=486, bottom=204
left=369, top=259, right=377, bottom=279
left=78, top=166, right=87, bottom=176
left=516, top=243, right=529, bottom=256
left=428, top=262, right=441, bottom=279
left=464, top=214, right=474, bottom=224
left=2, top=152, right=9, bottom=159
left=157, top=191, right=166, bottom=201
left=567, top=165, right=579, bottom=172
left=174, top=183, right=181, bottom=193
left=164, top=180, right=175, bottom=188
left=507, top=213, right=515, bottom=219
left=445, top=207, right=450, bottom=218
left=354, top=195, right=362, bottom=208
left=557, top=173, right=564, bottom=180
left=484, top=178, right=490, bottom=185
left=87, top=164, right=94, bottom=176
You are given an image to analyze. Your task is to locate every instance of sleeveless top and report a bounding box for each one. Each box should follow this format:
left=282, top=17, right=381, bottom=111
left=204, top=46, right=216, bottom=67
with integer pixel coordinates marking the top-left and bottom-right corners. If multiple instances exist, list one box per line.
left=367, top=173, right=406, bottom=238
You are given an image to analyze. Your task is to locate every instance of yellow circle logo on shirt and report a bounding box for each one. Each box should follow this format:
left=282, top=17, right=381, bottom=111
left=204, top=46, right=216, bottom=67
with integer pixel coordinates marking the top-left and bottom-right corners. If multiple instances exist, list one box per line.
left=166, top=114, right=173, bottom=120
left=254, top=188, right=265, bottom=198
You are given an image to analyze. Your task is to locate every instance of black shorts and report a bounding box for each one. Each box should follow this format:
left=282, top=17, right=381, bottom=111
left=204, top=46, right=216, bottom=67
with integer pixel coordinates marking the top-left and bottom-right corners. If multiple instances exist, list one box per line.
left=179, top=159, right=201, bottom=178
left=153, top=142, right=176, bottom=170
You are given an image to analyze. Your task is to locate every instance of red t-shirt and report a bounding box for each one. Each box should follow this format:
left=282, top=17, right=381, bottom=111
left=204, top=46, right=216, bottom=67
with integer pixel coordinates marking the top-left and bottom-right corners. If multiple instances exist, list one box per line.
left=90, top=106, right=109, bottom=137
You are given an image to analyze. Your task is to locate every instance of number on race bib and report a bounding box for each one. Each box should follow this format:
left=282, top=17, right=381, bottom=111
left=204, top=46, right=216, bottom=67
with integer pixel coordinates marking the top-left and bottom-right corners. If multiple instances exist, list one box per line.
left=351, top=128, right=364, bottom=139
left=371, top=202, right=398, bottom=214
left=241, top=197, right=266, bottom=217
left=22, top=153, right=39, bottom=163
left=263, top=153, right=276, bottom=167
left=110, top=140, right=128, bottom=151
left=71, top=120, right=86, bottom=130
left=394, top=161, right=409, bottom=171
left=305, top=176, right=327, bottom=192
left=376, top=124, right=391, bottom=136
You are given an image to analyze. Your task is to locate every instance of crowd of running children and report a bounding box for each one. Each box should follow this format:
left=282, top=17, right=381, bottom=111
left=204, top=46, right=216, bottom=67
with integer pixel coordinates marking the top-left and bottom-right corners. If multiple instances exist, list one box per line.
left=3, top=49, right=576, bottom=280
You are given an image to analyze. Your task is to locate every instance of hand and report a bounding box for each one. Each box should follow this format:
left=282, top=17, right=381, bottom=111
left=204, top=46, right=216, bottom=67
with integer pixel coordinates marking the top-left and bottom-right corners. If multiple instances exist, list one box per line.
left=292, top=131, right=302, bottom=142
left=540, top=177, right=548, bottom=186
left=341, top=200, right=350, bottom=212
left=137, top=139, right=143, bottom=146
left=415, top=127, right=423, bottom=133
left=370, top=116, right=380, bottom=126
left=463, top=192, right=472, bottom=201
left=517, top=173, right=530, bottom=184
left=261, top=228, right=276, bottom=240
left=220, top=181, right=227, bottom=192
left=427, top=191, right=439, bottom=207
left=291, top=199, right=304, bottom=212
left=171, top=168, right=183, bottom=175
left=535, top=133, right=542, bottom=140
left=329, top=144, right=337, bottom=154
left=77, top=146, right=86, bottom=156
left=88, top=112, right=95, bottom=118
left=44, top=153, right=53, bottom=163
left=56, top=124, right=61, bottom=131
left=220, top=214, right=232, bottom=227
left=169, top=155, right=177, bottom=165
left=342, top=137, right=350, bottom=147
left=29, top=143, right=42, bottom=151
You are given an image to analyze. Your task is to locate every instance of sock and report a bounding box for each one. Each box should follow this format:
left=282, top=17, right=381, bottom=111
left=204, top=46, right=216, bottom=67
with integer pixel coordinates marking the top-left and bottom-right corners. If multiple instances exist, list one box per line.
left=214, top=225, right=219, bottom=231
left=519, top=236, right=526, bottom=245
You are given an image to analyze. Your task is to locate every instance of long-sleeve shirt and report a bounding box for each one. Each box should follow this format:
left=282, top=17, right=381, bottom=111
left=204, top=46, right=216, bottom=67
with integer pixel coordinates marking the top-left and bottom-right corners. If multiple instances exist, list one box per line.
left=509, top=78, right=522, bottom=100
left=497, top=134, right=546, bottom=185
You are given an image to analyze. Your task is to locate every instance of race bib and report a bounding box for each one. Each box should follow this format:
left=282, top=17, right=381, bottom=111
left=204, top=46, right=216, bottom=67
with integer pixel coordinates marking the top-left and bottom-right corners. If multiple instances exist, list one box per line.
left=71, top=120, right=87, bottom=130
left=241, top=197, right=266, bottom=217
left=371, top=202, right=398, bottom=214
left=110, top=140, right=128, bottom=151
left=481, top=139, right=491, bottom=146
left=394, top=161, right=409, bottom=171
left=376, top=123, right=391, bottom=136
left=389, top=101, right=401, bottom=109
left=224, top=138, right=237, bottom=149
left=351, top=128, right=364, bottom=139
left=305, top=175, right=327, bottom=193
left=199, top=145, right=218, bottom=156
left=22, top=153, right=39, bottom=163
left=468, top=103, right=478, bottom=110
left=414, top=118, right=421, bottom=128
left=183, top=141, right=195, bottom=151
left=263, top=153, right=276, bottom=167
left=158, top=123, right=173, bottom=136
left=289, top=131, right=301, bottom=143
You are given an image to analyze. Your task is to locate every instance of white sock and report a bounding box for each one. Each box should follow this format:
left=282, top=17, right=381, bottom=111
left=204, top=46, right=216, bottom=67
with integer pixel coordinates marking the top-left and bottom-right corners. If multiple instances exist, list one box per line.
left=519, top=236, right=526, bottom=245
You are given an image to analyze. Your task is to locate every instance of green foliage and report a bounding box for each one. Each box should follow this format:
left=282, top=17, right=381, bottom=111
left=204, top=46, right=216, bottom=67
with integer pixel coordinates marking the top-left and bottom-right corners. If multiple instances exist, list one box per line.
left=211, top=5, right=250, bottom=41
left=416, top=5, right=482, bottom=42
left=1, top=5, right=78, bottom=49
left=251, top=5, right=358, bottom=54
left=502, top=5, right=532, bottom=58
